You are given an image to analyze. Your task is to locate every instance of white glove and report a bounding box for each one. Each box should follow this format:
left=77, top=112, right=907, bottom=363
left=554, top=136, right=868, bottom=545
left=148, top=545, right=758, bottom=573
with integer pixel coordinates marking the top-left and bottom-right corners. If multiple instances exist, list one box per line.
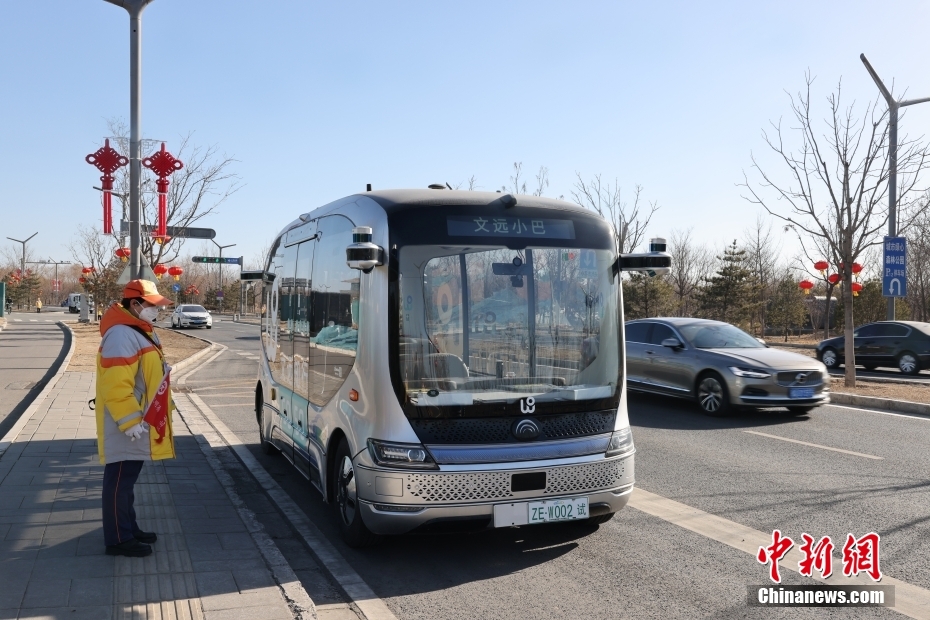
left=124, top=423, right=148, bottom=441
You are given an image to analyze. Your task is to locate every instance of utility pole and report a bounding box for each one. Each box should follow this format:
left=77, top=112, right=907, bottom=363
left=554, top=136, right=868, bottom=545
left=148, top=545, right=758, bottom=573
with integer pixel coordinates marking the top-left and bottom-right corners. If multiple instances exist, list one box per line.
left=860, top=53, right=930, bottom=320
left=7, top=233, right=38, bottom=306
left=103, top=0, right=154, bottom=280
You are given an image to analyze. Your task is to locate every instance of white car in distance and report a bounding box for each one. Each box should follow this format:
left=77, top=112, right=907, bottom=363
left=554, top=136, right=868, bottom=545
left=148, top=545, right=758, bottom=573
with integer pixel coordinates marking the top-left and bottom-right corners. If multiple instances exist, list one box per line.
left=170, top=304, right=212, bottom=329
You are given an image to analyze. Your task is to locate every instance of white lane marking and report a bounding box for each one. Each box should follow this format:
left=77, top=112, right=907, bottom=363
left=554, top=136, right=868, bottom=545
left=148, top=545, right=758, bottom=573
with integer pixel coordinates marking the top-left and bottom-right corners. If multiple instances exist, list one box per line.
left=177, top=345, right=227, bottom=385
left=830, top=403, right=930, bottom=422
left=629, top=488, right=930, bottom=619
left=743, top=430, right=882, bottom=460
left=29, top=319, right=37, bottom=322
left=13, top=319, right=22, bottom=322
left=186, top=392, right=398, bottom=620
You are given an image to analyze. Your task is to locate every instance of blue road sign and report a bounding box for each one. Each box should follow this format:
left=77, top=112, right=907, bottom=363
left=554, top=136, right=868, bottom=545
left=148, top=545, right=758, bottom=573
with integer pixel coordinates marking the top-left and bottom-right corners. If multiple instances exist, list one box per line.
left=172, top=283, right=181, bottom=292
left=882, top=236, right=907, bottom=297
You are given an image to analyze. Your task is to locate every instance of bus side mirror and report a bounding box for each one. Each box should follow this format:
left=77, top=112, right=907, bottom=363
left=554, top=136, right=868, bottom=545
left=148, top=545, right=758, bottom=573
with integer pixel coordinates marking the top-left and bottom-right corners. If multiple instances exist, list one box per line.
left=611, top=252, right=672, bottom=278
left=346, top=226, right=384, bottom=273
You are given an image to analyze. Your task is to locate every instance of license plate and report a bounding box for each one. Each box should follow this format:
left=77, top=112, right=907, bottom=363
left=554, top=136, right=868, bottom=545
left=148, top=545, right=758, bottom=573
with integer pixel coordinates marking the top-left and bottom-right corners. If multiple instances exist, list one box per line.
left=789, top=387, right=815, bottom=399
left=527, top=497, right=589, bottom=524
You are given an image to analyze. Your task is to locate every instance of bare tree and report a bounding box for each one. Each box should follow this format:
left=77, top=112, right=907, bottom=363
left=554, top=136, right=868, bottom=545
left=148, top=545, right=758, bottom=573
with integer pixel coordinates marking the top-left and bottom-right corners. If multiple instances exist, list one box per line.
left=667, top=227, right=712, bottom=316
left=741, top=73, right=930, bottom=386
left=104, top=118, right=242, bottom=269
left=742, top=215, right=780, bottom=335
left=572, top=175, right=659, bottom=253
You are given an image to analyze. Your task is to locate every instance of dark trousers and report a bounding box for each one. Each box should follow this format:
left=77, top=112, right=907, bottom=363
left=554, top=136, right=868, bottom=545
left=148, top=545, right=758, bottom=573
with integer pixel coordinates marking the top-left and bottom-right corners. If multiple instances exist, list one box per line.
left=102, top=460, right=145, bottom=546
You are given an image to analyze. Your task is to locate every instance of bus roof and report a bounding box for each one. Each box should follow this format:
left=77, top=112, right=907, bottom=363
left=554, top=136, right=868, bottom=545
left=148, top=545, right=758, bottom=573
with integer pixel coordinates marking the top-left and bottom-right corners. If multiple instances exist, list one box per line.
left=360, top=189, right=593, bottom=216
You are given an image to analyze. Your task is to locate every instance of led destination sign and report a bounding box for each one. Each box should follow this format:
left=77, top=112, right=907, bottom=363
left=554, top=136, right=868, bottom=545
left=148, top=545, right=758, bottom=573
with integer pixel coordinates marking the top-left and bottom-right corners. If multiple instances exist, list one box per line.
left=446, top=216, right=575, bottom=239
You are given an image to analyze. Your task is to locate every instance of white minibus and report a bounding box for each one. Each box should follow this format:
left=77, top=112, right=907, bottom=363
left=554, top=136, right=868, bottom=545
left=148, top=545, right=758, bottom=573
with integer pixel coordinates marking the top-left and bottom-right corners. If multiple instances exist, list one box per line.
left=255, top=188, right=669, bottom=546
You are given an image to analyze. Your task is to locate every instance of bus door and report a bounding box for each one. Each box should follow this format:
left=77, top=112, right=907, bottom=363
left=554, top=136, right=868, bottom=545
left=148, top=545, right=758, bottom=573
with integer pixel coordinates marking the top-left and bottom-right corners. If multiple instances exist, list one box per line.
left=291, top=238, right=317, bottom=480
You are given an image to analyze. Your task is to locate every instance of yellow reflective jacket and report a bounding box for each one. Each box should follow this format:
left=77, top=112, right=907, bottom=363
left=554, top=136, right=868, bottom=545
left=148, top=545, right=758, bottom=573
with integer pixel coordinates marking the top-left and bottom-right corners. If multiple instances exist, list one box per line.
left=95, top=303, right=176, bottom=464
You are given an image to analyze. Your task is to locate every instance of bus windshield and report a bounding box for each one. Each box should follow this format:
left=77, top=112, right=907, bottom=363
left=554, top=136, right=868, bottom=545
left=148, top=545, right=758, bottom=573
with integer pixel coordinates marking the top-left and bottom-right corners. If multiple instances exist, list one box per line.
left=396, top=245, right=620, bottom=410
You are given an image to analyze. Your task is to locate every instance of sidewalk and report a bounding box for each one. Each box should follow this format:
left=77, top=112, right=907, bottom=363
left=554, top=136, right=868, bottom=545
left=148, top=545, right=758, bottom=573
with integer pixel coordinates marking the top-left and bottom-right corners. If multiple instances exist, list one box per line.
left=0, top=351, right=314, bottom=618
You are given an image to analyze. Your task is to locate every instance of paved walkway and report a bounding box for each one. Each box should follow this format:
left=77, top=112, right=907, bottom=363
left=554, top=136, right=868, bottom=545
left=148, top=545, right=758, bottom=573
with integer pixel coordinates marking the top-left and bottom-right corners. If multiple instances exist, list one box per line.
left=0, top=363, right=315, bottom=619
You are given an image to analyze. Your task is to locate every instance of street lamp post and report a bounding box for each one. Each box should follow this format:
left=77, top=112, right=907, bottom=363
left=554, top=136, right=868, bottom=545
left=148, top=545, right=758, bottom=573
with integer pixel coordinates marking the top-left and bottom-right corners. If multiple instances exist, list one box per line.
left=211, top=240, right=236, bottom=291
left=103, top=0, right=154, bottom=280
left=26, top=259, right=72, bottom=302
left=7, top=233, right=38, bottom=307
left=860, top=53, right=930, bottom=320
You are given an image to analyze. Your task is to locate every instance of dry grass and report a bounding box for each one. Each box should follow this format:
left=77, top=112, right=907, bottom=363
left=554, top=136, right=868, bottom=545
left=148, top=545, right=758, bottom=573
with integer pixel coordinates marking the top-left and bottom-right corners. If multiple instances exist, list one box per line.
left=830, top=378, right=930, bottom=404
left=67, top=322, right=209, bottom=372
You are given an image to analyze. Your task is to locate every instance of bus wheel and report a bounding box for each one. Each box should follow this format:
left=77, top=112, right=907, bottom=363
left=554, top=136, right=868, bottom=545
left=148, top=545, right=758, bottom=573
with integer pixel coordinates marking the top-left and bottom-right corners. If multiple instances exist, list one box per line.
left=332, top=439, right=380, bottom=547
left=257, top=393, right=278, bottom=455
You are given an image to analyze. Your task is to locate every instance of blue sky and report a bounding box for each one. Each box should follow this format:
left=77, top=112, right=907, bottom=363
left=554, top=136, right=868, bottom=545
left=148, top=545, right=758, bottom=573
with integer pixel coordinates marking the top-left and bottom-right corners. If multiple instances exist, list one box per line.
left=3, top=0, right=930, bottom=267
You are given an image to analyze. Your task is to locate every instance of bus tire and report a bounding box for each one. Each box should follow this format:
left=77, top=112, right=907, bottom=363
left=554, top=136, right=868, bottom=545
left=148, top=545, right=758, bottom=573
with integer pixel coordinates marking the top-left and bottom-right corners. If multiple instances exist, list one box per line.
left=332, top=438, right=380, bottom=548
left=257, top=392, right=278, bottom=455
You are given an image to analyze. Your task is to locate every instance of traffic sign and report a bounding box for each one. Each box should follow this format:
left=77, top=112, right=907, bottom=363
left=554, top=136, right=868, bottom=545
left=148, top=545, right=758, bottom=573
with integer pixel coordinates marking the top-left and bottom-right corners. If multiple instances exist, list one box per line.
left=120, top=221, right=216, bottom=239
left=172, top=283, right=181, bottom=292
left=216, top=291, right=224, bottom=298
left=192, top=256, right=242, bottom=265
left=882, top=236, right=907, bottom=297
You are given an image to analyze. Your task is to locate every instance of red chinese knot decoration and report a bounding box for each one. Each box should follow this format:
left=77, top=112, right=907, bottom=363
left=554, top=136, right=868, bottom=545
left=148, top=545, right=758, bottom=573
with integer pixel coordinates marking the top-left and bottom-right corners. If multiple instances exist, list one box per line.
left=85, top=139, right=128, bottom=235
left=142, top=143, right=183, bottom=244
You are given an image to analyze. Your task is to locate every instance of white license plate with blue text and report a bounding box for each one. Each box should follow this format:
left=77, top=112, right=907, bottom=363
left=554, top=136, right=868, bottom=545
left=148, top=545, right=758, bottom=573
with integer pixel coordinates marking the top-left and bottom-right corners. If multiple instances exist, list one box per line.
left=528, top=497, right=589, bottom=524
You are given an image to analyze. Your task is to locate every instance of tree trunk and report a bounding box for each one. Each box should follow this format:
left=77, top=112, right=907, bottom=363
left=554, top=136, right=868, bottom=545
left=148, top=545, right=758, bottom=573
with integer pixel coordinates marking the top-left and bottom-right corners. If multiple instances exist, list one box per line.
left=843, top=277, right=856, bottom=388
left=823, top=286, right=833, bottom=341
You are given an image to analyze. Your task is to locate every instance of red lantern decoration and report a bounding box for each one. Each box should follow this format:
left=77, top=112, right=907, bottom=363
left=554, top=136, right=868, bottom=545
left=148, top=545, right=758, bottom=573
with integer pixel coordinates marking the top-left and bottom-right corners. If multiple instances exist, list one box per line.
left=86, top=139, right=128, bottom=235
left=851, top=282, right=863, bottom=297
left=115, top=247, right=131, bottom=263
left=168, top=266, right=184, bottom=281
left=798, top=280, right=815, bottom=295
left=814, top=260, right=829, bottom=275
left=79, top=277, right=87, bottom=284
left=142, top=143, right=183, bottom=243
left=851, top=262, right=863, bottom=279
left=153, top=264, right=168, bottom=280
left=827, top=273, right=842, bottom=285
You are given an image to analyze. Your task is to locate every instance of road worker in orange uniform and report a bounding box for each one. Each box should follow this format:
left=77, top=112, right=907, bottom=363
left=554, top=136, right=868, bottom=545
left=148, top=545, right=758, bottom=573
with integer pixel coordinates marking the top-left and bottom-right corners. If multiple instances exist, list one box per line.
left=95, top=279, right=175, bottom=557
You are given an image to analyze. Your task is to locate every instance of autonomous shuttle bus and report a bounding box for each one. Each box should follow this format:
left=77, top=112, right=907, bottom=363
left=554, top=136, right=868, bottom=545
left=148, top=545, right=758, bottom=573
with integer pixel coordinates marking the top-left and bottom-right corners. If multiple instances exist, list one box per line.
left=255, top=188, right=669, bottom=546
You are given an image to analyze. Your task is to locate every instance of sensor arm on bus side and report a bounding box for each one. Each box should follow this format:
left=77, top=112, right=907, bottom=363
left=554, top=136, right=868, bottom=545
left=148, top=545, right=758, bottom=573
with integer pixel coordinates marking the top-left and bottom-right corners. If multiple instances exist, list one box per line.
left=611, top=252, right=672, bottom=279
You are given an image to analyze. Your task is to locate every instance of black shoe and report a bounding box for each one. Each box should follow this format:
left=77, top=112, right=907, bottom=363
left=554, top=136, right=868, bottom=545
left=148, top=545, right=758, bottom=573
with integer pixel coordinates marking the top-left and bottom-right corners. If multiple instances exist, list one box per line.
left=133, top=531, right=157, bottom=544
left=105, top=539, right=152, bottom=557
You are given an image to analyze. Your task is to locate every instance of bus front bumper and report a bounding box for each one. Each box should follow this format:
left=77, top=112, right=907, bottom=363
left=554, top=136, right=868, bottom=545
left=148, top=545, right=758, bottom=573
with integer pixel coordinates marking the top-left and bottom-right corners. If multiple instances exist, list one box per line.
left=355, top=453, right=635, bottom=535
left=359, top=485, right=633, bottom=534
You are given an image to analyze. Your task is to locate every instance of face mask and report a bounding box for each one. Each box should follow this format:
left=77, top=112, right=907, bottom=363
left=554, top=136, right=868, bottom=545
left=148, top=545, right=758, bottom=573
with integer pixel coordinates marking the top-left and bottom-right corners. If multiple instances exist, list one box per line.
left=136, top=304, right=160, bottom=324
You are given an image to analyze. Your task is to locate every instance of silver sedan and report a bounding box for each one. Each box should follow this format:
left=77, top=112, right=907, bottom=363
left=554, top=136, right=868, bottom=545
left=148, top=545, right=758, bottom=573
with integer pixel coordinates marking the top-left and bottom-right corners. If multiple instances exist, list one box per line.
left=625, top=318, right=829, bottom=416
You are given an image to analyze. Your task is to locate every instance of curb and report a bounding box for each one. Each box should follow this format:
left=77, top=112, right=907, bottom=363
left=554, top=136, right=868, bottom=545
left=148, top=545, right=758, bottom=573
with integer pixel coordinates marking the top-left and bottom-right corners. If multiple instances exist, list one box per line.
left=830, top=392, right=930, bottom=417
left=0, top=321, right=76, bottom=459
left=157, top=326, right=217, bottom=376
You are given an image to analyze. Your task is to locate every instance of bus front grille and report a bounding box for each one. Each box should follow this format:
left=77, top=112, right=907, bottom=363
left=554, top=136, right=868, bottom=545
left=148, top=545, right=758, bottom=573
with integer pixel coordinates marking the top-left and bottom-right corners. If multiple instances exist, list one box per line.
left=409, top=410, right=617, bottom=444
left=403, top=457, right=627, bottom=504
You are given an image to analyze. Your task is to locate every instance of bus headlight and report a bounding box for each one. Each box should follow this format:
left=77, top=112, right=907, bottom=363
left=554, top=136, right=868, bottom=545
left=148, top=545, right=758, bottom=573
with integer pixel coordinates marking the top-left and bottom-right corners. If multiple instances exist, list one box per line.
left=368, top=439, right=438, bottom=470
left=606, top=427, right=634, bottom=458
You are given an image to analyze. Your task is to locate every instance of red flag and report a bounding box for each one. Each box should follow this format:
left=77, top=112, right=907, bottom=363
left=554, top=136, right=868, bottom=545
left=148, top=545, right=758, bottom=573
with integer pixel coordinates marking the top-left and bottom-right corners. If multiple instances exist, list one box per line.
left=143, top=372, right=170, bottom=443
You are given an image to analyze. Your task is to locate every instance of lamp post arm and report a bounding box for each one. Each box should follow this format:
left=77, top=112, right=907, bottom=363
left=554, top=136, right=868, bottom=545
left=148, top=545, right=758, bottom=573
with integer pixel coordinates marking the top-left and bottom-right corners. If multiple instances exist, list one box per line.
left=860, top=54, right=894, bottom=103
left=901, top=96, right=930, bottom=108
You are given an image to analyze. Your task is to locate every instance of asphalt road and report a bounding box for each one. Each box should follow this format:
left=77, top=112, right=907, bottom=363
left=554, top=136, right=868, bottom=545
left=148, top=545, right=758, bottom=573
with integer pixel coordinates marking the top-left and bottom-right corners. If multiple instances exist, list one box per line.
left=0, top=311, right=73, bottom=438
left=178, top=318, right=929, bottom=619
